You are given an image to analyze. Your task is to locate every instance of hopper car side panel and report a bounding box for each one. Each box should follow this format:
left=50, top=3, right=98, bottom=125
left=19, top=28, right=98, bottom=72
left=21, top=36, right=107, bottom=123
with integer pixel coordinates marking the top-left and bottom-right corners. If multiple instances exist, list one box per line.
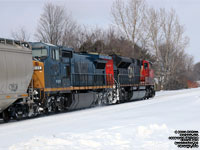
left=0, top=40, right=33, bottom=114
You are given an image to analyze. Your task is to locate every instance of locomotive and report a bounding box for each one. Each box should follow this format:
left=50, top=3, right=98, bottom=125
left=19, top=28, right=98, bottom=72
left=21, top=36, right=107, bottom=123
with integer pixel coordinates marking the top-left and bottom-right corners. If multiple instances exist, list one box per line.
left=0, top=38, right=155, bottom=122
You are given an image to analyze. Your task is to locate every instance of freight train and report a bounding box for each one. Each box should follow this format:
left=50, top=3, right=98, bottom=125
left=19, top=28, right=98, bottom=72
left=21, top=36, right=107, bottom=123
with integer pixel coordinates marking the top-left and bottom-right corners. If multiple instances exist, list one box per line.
left=0, top=38, right=155, bottom=122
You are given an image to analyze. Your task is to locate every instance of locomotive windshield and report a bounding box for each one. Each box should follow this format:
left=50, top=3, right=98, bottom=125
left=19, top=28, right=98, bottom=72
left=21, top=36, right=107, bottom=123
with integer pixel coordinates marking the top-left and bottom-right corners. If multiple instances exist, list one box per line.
left=32, top=48, right=48, bottom=58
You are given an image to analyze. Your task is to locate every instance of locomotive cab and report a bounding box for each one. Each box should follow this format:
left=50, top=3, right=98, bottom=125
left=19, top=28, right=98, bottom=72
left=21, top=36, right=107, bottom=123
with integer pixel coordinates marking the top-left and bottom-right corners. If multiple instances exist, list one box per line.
left=140, top=60, right=154, bottom=85
left=140, top=60, right=150, bottom=83
left=31, top=42, right=73, bottom=97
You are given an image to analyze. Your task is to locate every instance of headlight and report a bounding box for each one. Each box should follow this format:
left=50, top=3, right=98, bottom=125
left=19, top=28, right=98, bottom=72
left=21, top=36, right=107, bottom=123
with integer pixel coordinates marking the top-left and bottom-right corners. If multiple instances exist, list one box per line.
left=34, top=66, right=42, bottom=70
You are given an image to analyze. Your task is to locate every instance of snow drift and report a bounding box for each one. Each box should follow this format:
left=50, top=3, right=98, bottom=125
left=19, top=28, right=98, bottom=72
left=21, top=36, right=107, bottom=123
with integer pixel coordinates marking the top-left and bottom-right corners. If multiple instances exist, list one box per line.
left=0, top=88, right=200, bottom=150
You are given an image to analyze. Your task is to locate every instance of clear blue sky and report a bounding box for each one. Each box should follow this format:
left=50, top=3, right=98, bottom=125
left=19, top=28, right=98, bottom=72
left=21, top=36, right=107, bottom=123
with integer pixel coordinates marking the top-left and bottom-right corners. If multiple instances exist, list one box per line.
left=0, top=0, right=199, bottom=63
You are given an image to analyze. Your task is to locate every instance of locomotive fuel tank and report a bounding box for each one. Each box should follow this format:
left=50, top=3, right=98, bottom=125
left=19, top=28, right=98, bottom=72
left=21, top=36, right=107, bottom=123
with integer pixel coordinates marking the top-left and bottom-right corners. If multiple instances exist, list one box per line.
left=0, top=39, right=33, bottom=113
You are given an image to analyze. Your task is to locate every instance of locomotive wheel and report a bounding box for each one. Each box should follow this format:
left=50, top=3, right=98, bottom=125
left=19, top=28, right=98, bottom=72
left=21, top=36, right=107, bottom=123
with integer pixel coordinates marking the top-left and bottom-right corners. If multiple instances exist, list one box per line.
left=95, top=93, right=103, bottom=106
left=14, top=113, right=23, bottom=121
left=2, top=109, right=10, bottom=122
left=44, top=108, right=49, bottom=115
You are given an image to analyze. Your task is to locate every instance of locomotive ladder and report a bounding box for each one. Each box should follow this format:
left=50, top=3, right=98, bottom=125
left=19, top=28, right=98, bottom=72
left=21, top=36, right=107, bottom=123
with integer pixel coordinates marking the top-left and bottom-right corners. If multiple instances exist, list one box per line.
left=112, top=76, right=120, bottom=103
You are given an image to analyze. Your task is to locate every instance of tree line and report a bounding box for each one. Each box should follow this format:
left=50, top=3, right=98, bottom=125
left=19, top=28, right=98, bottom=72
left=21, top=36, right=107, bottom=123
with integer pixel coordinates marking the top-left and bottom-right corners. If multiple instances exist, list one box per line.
left=11, top=0, right=199, bottom=90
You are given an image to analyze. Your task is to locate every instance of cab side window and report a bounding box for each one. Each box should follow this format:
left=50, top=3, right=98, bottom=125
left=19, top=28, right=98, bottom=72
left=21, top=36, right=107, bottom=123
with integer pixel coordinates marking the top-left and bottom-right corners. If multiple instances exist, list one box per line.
left=55, top=49, right=59, bottom=60
left=66, top=66, right=71, bottom=77
left=52, top=49, right=60, bottom=61
left=144, top=63, right=148, bottom=69
left=62, top=51, right=72, bottom=58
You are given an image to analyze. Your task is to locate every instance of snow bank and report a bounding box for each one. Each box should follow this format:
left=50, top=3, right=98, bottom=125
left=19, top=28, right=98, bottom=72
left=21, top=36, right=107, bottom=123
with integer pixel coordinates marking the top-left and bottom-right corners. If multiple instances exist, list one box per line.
left=0, top=88, right=199, bottom=150
left=9, top=124, right=173, bottom=150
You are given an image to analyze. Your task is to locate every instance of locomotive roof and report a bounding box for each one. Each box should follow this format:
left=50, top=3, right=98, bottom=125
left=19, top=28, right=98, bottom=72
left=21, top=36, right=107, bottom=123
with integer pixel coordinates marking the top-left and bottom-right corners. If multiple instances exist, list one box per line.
left=79, top=52, right=112, bottom=60
left=30, top=42, right=57, bottom=48
left=30, top=42, right=74, bottom=51
left=58, top=46, right=74, bottom=51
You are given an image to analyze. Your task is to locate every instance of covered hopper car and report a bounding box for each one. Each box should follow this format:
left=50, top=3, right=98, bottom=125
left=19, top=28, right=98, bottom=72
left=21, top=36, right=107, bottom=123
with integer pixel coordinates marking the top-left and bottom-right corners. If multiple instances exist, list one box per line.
left=0, top=38, right=33, bottom=120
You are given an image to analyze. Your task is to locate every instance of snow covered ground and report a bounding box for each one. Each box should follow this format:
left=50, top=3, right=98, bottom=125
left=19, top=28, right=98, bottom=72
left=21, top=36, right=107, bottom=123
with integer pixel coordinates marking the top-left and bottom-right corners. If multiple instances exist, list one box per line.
left=0, top=88, right=200, bottom=150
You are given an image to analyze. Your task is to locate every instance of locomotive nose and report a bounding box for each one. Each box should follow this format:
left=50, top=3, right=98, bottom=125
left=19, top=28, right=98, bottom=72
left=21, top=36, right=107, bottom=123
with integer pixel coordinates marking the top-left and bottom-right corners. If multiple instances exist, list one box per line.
left=32, top=61, right=45, bottom=89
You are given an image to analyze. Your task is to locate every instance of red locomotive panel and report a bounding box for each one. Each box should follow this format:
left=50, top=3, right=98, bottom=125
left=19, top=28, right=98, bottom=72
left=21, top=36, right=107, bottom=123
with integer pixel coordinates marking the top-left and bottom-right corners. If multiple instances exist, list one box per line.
left=140, top=60, right=150, bottom=83
left=140, top=60, right=154, bottom=84
left=105, top=59, right=114, bottom=85
left=149, top=68, right=154, bottom=85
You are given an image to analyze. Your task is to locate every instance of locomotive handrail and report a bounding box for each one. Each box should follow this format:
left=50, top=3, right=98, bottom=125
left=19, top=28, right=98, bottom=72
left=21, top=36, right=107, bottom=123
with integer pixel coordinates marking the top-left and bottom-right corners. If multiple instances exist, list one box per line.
left=118, top=74, right=153, bottom=85
left=71, top=73, right=110, bottom=75
left=71, top=73, right=114, bottom=87
left=118, top=74, right=141, bottom=85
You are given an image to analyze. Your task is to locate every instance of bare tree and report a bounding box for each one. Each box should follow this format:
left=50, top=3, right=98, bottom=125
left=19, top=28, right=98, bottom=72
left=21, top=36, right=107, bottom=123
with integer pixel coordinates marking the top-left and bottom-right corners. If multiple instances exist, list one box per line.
left=147, top=8, right=190, bottom=90
left=35, top=3, right=66, bottom=45
left=193, top=62, right=200, bottom=81
left=11, top=27, right=30, bottom=41
left=78, top=26, right=106, bottom=52
left=111, top=0, right=147, bottom=55
left=35, top=2, right=81, bottom=48
left=78, top=26, right=151, bottom=60
left=62, top=19, right=81, bottom=50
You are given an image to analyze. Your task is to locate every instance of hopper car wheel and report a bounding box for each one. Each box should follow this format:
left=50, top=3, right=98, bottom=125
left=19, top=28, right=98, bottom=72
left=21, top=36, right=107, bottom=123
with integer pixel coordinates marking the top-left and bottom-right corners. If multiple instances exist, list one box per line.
left=2, top=109, right=10, bottom=122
